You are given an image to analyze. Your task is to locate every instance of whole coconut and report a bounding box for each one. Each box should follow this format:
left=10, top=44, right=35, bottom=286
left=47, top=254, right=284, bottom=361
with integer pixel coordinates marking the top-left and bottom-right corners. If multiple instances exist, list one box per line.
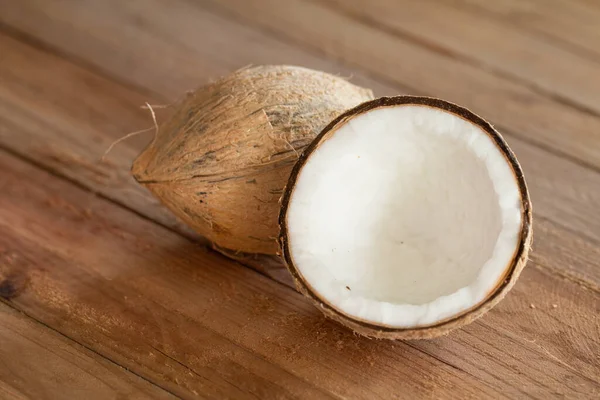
left=132, top=65, right=373, bottom=254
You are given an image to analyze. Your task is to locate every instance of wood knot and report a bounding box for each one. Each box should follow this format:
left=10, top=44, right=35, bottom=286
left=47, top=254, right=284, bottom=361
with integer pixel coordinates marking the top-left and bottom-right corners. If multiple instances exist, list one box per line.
left=0, top=280, right=20, bottom=300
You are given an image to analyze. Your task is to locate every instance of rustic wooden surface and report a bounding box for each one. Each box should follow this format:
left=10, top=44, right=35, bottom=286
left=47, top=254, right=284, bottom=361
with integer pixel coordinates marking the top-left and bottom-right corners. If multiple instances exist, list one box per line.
left=0, top=0, right=598, bottom=398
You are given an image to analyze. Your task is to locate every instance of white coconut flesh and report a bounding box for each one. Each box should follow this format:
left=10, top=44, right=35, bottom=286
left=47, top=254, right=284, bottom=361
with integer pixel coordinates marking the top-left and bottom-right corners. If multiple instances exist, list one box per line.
left=285, top=105, right=523, bottom=328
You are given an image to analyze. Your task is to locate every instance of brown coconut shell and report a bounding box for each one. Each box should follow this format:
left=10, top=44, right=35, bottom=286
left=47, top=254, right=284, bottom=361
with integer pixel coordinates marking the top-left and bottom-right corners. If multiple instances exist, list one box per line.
left=132, top=66, right=373, bottom=255
left=279, top=96, right=533, bottom=339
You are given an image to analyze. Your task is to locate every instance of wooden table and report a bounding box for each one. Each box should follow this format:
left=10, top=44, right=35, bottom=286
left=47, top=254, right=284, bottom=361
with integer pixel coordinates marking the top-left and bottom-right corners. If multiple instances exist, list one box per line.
left=0, top=0, right=599, bottom=398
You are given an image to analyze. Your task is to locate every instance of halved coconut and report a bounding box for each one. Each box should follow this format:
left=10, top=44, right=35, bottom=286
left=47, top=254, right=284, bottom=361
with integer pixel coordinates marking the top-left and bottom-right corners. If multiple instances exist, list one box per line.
left=279, top=96, right=532, bottom=339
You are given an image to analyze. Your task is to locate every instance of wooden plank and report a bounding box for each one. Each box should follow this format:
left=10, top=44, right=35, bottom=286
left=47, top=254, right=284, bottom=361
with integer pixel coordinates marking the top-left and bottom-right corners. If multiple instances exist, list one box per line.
left=0, top=23, right=600, bottom=288
left=0, top=164, right=334, bottom=399
left=0, top=25, right=180, bottom=234
left=0, top=303, right=175, bottom=399
left=1, top=0, right=600, bottom=170
left=450, top=0, right=600, bottom=61
left=533, top=217, right=600, bottom=289
left=0, top=0, right=392, bottom=101
left=323, top=0, right=600, bottom=116
left=0, top=150, right=598, bottom=399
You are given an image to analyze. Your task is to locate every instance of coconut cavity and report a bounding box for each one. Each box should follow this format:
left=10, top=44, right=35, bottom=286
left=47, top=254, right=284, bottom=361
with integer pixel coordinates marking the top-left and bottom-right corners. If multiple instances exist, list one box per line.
left=132, top=66, right=373, bottom=255
left=280, top=97, right=531, bottom=338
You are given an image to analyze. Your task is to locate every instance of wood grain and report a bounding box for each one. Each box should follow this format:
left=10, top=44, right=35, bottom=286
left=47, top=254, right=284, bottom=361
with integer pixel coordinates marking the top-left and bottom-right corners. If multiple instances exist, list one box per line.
left=451, top=0, right=600, bottom=61
left=0, top=303, right=175, bottom=399
left=324, top=0, right=600, bottom=116
left=0, top=150, right=598, bottom=399
left=0, top=0, right=391, bottom=100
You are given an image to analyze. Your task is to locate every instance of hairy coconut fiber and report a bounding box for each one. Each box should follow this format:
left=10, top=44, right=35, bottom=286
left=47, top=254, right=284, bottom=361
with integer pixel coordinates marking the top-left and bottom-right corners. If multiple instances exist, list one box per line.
left=132, top=66, right=373, bottom=254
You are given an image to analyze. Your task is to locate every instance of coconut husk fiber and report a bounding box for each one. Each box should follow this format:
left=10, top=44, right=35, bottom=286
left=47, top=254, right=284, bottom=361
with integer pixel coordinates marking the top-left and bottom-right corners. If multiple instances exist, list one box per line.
left=132, top=65, right=373, bottom=254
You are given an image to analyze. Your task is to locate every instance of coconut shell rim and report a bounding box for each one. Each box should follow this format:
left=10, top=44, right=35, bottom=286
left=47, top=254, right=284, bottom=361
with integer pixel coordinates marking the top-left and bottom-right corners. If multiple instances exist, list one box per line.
left=278, top=95, right=533, bottom=338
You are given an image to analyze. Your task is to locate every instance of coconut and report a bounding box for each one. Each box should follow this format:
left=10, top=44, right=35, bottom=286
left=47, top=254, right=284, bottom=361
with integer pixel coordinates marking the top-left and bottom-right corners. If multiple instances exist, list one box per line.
left=279, top=96, right=532, bottom=339
left=132, top=66, right=373, bottom=254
